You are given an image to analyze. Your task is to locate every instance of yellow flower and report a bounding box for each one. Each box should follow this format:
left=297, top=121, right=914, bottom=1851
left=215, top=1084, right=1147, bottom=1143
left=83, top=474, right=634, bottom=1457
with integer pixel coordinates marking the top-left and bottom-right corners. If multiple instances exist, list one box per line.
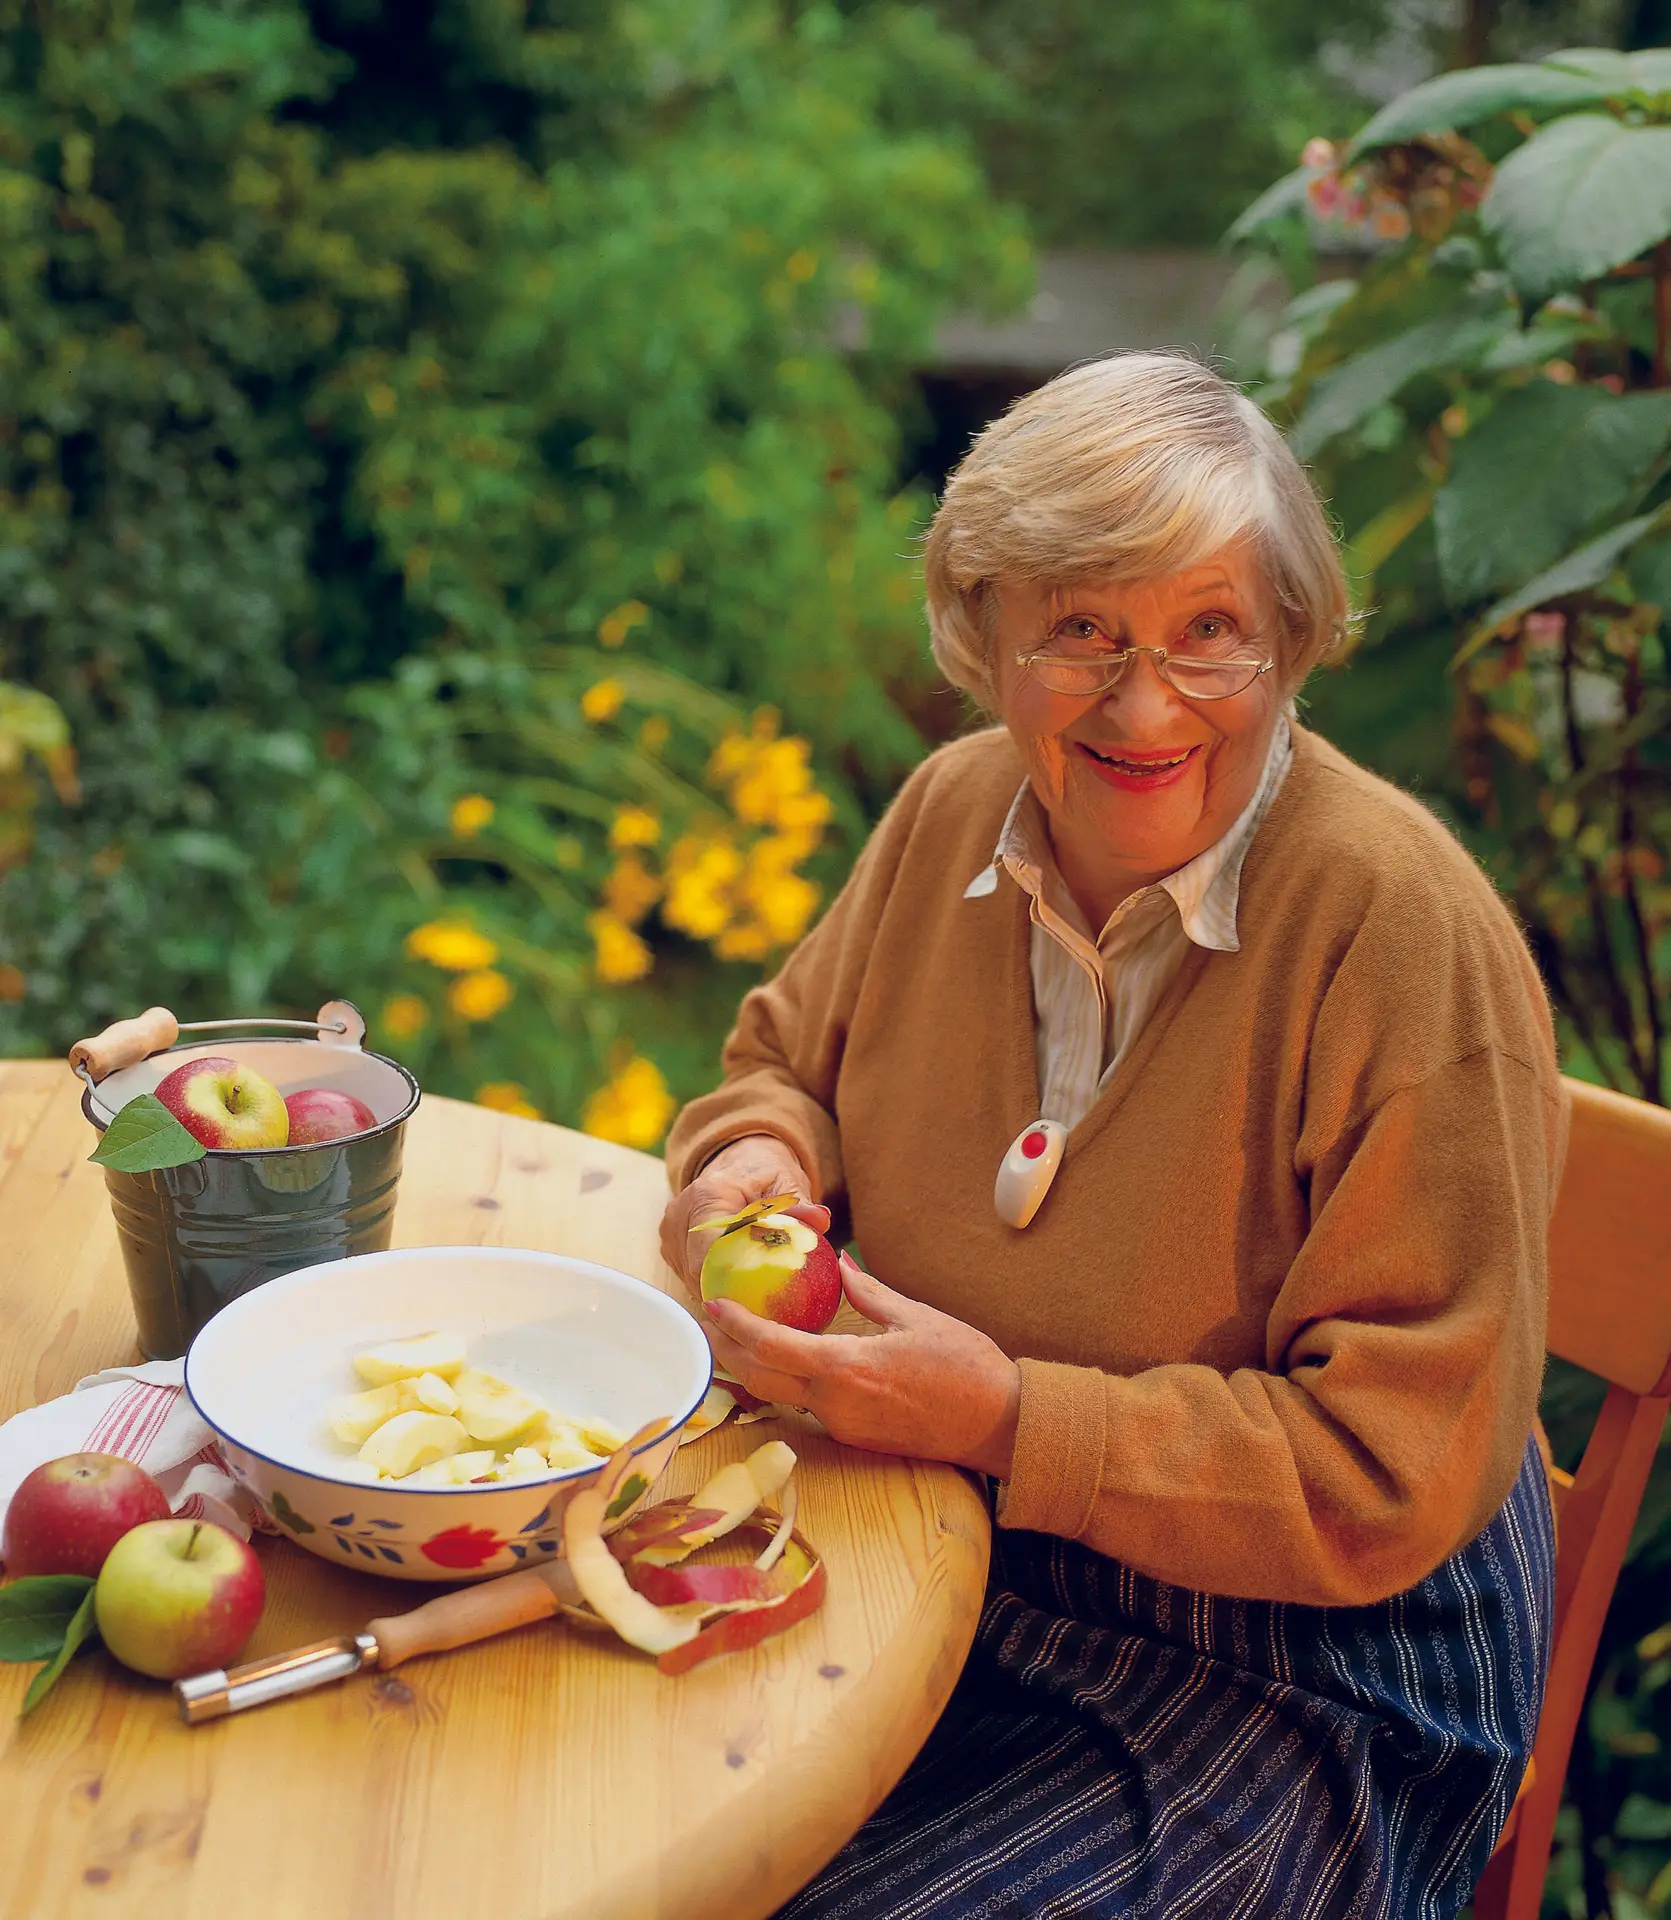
left=638, top=715, right=671, bottom=754
left=553, top=834, right=585, bottom=870
left=580, top=678, right=626, bottom=724
left=609, top=805, right=660, bottom=850
left=582, top=1055, right=676, bottom=1149
left=405, top=920, right=499, bottom=972
left=731, top=737, right=814, bottom=826
left=715, top=921, right=774, bottom=962
left=746, top=867, right=820, bottom=945
left=785, top=249, right=818, bottom=284
left=475, top=1081, right=543, bottom=1120
left=662, top=833, right=742, bottom=940
left=597, top=600, right=649, bottom=649
left=0, top=964, right=26, bottom=1004
left=381, top=993, right=429, bottom=1039
left=773, top=788, right=831, bottom=833
left=447, top=968, right=513, bottom=1021
left=603, top=853, right=661, bottom=926
left=450, top=793, right=494, bottom=838
left=587, top=910, right=653, bottom=984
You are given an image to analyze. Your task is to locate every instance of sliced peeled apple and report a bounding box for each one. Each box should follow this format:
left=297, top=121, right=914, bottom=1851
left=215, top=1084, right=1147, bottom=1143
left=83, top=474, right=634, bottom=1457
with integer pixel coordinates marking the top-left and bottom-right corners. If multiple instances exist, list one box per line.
left=353, top=1332, right=467, bottom=1386
left=452, top=1367, right=547, bottom=1445
left=409, top=1449, right=498, bottom=1486
left=358, top=1410, right=469, bottom=1478
left=495, top=1446, right=551, bottom=1481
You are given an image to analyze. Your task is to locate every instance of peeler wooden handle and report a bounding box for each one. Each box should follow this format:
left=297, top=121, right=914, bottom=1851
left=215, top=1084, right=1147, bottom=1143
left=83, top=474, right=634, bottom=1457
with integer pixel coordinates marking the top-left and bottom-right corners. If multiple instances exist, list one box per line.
left=70, top=1007, right=179, bottom=1082
left=368, top=1568, right=567, bottom=1669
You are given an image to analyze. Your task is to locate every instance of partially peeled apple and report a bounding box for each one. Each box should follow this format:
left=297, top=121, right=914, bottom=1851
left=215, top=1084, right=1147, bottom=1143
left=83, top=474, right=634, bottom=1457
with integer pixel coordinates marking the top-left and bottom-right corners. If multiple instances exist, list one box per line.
left=698, top=1196, right=841, bottom=1333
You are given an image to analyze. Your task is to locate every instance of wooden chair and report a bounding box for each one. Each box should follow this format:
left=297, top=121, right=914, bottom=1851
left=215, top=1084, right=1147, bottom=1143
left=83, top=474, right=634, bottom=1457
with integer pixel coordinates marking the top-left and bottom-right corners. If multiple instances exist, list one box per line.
left=1472, top=1078, right=1671, bottom=1919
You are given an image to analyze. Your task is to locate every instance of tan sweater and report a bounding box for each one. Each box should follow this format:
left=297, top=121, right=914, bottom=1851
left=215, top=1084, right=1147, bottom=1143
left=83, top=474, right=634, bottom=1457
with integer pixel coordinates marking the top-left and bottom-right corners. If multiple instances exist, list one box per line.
left=667, top=726, right=1566, bottom=1607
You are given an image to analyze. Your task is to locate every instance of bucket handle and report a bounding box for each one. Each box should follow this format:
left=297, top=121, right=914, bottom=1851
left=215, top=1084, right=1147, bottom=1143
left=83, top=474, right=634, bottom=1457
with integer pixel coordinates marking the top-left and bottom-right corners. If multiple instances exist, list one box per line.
left=71, top=1001, right=366, bottom=1087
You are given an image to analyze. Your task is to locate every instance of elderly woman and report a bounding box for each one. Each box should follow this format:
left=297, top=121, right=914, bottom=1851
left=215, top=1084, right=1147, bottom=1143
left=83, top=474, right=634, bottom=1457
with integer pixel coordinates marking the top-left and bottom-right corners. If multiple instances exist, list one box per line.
left=659, top=353, right=1561, bottom=1919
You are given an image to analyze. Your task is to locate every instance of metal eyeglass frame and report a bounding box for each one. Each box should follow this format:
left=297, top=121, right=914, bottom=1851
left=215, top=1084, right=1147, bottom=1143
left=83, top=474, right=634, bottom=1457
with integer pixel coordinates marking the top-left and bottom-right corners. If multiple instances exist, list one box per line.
left=1015, top=645, right=1275, bottom=703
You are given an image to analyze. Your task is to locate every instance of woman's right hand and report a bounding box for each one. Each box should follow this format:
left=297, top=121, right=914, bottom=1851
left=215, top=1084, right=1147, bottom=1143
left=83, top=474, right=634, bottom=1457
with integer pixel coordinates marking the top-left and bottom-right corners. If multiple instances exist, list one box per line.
left=658, top=1133, right=830, bottom=1298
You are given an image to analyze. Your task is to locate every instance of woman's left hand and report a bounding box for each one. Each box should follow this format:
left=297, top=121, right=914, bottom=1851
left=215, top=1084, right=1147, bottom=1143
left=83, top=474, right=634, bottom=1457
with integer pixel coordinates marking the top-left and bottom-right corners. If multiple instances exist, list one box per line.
left=701, top=1251, right=1022, bottom=1479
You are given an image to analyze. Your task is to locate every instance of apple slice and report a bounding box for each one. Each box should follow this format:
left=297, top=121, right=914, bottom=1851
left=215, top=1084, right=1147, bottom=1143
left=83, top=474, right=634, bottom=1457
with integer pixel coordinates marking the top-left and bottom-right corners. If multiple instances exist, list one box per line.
left=495, top=1446, right=551, bottom=1481
left=358, top=1410, right=469, bottom=1478
left=408, top=1449, right=498, bottom=1486
left=412, top=1371, right=459, bottom=1415
left=633, top=1442, right=797, bottom=1566
left=452, top=1368, right=547, bottom=1445
left=577, top=1415, right=627, bottom=1455
left=331, top=1383, right=405, bottom=1446
left=353, top=1332, right=467, bottom=1386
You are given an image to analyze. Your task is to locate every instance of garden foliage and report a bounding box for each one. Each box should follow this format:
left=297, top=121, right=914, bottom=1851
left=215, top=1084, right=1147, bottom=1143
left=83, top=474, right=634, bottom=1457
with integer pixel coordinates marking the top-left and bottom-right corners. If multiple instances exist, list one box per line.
left=0, top=0, right=1025, bottom=1135
left=1235, top=50, right=1671, bottom=1916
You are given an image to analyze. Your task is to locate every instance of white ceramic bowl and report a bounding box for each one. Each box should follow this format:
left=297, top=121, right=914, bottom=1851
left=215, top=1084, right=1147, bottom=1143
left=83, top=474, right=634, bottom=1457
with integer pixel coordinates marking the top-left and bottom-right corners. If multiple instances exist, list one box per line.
left=185, top=1245, right=712, bottom=1582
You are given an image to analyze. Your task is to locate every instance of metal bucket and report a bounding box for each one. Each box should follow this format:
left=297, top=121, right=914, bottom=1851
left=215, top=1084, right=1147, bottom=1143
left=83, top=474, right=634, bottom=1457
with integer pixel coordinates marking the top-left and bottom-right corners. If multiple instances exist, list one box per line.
left=79, top=1003, right=420, bottom=1360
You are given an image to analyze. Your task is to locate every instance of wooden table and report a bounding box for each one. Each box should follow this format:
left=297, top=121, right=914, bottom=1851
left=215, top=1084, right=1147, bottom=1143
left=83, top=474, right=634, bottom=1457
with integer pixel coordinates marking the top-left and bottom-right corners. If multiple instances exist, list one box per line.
left=0, top=1061, right=990, bottom=1920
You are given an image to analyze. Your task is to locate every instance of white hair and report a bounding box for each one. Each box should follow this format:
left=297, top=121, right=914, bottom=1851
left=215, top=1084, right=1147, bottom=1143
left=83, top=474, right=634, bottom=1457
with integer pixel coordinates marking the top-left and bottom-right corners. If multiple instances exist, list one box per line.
left=924, top=352, right=1351, bottom=710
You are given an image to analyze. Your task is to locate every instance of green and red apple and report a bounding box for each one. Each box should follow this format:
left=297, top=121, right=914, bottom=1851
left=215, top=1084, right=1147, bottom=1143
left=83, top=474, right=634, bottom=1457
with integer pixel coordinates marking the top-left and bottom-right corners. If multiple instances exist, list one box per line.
left=94, top=1518, right=265, bottom=1680
left=154, top=1055, right=289, bottom=1150
left=1, top=1452, right=172, bottom=1578
left=699, top=1199, right=841, bottom=1333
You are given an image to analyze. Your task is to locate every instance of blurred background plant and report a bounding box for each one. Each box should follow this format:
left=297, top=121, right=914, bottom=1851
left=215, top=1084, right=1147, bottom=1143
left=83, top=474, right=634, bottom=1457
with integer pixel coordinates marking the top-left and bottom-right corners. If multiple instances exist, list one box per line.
left=1231, top=45, right=1671, bottom=1915
left=0, top=0, right=1024, bottom=1124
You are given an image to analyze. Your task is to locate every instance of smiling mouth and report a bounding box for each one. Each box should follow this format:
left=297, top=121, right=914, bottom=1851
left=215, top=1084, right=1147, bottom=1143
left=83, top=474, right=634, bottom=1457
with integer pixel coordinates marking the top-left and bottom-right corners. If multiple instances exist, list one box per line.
left=1078, top=743, right=1197, bottom=776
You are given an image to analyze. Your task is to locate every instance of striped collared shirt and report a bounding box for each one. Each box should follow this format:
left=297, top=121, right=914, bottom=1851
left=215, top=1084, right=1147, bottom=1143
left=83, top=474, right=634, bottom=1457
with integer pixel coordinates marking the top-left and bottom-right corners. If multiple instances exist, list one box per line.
left=962, top=718, right=1293, bottom=1129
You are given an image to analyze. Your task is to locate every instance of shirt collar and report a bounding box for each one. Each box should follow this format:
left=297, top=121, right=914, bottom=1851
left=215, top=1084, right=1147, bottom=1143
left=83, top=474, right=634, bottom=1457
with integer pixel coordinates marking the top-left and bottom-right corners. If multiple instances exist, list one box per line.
left=962, top=716, right=1293, bottom=955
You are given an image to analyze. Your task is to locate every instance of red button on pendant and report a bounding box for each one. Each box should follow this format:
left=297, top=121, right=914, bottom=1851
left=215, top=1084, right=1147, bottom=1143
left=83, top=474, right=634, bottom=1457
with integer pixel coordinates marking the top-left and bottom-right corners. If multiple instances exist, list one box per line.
left=995, top=1118, right=1068, bottom=1229
left=1020, top=1130, right=1049, bottom=1159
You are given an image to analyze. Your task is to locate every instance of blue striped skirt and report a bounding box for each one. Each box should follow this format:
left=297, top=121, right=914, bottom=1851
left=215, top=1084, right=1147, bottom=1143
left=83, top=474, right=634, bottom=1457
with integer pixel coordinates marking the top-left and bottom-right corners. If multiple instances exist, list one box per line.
left=782, top=1439, right=1554, bottom=1920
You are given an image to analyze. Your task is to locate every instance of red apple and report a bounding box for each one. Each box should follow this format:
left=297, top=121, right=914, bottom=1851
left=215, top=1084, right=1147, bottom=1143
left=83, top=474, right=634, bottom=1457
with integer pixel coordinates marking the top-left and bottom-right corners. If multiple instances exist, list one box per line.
left=284, top=1086, right=377, bottom=1145
left=2, top=1452, right=172, bottom=1578
left=154, top=1055, right=289, bottom=1151
left=700, top=1209, right=841, bottom=1333
left=94, top=1518, right=265, bottom=1680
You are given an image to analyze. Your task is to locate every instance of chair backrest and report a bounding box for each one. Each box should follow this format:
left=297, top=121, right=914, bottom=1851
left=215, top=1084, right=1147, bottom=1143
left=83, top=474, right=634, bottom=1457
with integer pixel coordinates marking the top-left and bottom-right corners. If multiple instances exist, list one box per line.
left=1474, top=1078, right=1671, bottom=1920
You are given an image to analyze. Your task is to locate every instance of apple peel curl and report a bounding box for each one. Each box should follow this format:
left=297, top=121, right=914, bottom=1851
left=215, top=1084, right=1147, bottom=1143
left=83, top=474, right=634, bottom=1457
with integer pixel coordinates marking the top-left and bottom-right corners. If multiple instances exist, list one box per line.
left=559, top=1429, right=825, bottom=1673
left=693, top=1194, right=803, bottom=1234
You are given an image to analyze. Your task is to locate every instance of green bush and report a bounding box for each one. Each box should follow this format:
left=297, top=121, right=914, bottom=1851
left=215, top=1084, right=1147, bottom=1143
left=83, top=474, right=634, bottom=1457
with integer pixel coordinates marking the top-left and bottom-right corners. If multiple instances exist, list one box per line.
left=0, top=0, right=1025, bottom=1129
left=1233, top=50, right=1671, bottom=1916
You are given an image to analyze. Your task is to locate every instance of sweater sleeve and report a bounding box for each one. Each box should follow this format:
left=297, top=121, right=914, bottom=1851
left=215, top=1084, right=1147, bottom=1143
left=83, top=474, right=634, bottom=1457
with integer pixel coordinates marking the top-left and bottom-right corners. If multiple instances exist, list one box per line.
left=998, top=1044, right=1564, bottom=1606
left=663, top=757, right=938, bottom=1200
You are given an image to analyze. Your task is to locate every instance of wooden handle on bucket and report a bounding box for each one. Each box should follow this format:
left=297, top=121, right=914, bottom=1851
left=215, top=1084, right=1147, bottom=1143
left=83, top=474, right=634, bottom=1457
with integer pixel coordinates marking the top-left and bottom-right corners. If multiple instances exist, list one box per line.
left=70, top=1007, right=180, bottom=1082
left=367, top=1568, right=566, bottom=1670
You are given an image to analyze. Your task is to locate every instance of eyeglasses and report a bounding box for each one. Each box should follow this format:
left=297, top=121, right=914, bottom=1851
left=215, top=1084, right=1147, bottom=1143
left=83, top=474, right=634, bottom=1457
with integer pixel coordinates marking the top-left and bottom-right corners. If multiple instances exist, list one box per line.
left=1015, top=644, right=1274, bottom=703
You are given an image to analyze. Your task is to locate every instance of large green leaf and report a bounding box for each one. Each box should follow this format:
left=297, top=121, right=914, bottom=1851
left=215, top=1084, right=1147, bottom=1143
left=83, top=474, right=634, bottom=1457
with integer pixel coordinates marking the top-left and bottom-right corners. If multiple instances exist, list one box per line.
left=1289, top=306, right=1513, bottom=460
left=1483, top=115, right=1671, bottom=301
left=1541, top=47, right=1671, bottom=96
left=1344, top=63, right=1610, bottom=162
left=1434, top=385, right=1671, bottom=607
left=1456, top=508, right=1671, bottom=661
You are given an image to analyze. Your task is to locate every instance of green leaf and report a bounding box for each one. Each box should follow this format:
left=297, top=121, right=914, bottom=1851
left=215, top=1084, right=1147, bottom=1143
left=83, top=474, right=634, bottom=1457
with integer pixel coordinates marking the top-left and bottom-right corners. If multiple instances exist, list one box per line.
left=1434, top=386, right=1671, bottom=606
left=1627, top=531, right=1671, bottom=613
left=0, top=1576, right=95, bottom=1662
left=1456, top=508, right=1671, bottom=663
left=1224, top=165, right=1312, bottom=245
left=1342, top=488, right=1436, bottom=599
left=1289, top=307, right=1513, bottom=460
left=1541, top=47, right=1671, bottom=96
left=89, top=1093, right=208, bottom=1174
left=1483, top=116, right=1671, bottom=302
left=20, top=1586, right=98, bottom=1716
left=1344, top=64, right=1610, bottom=163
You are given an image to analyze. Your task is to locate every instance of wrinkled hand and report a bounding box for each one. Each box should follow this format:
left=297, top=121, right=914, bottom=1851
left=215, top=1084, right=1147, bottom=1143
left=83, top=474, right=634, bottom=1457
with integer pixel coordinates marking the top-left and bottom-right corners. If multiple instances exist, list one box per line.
left=659, top=1133, right=830, bottom=1297
left=702, top=1251, right=1021, bottom=1480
